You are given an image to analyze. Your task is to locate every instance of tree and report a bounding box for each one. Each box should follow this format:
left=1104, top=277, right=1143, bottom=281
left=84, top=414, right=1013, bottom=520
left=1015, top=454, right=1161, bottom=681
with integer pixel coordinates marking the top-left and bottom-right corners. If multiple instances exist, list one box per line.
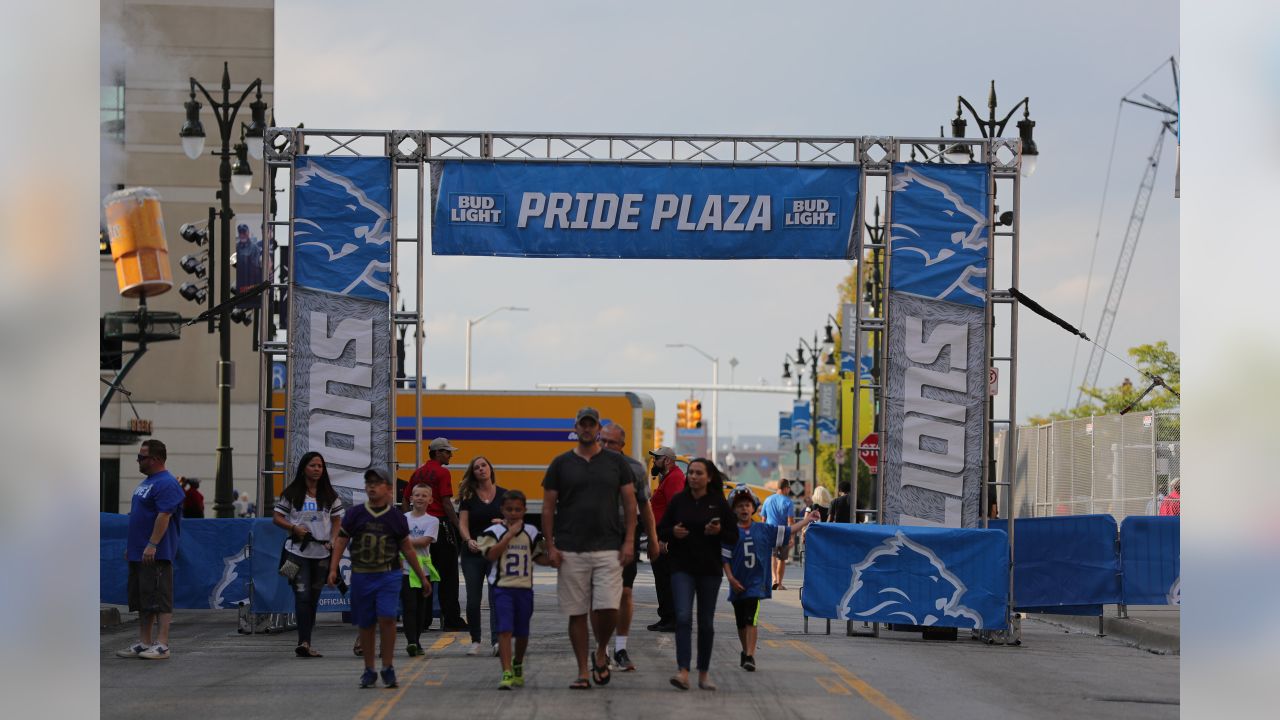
left=1029, top=341, right=1180, bottom=424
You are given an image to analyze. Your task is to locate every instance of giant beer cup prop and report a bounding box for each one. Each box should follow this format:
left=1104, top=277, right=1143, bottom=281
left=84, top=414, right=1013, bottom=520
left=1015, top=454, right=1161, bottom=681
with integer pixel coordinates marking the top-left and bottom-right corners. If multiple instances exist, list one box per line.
left=104, top=187, right=173, bottom=298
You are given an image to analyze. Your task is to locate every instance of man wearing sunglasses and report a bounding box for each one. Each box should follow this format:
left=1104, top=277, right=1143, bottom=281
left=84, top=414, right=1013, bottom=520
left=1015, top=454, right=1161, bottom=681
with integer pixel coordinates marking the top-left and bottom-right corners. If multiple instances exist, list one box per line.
left=115, top=440, right=185, bottom=661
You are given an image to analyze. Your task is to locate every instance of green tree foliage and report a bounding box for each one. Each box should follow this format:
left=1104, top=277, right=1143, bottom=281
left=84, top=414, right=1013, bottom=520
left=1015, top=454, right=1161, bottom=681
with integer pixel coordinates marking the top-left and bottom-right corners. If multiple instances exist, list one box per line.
left=1030, top=341, right=1180, bottom=425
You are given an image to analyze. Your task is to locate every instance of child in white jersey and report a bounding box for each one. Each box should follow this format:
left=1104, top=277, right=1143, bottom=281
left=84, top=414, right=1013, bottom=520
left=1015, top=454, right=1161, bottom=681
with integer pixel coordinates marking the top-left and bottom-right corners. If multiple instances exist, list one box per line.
left=401, top=484, right=440, bottom=656
left=475, top=490, right=549, bottom=689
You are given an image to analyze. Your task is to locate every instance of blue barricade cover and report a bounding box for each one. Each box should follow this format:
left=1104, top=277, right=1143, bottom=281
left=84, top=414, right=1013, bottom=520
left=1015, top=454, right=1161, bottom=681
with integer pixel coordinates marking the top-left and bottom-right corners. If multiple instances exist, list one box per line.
left=101, top=513, right=256, bottom=609
left=989, top=515, right=1121, bottom=610
left=801, top=523, right=1008, bottom=630
left=431, top=161, right=862, bottom=259
left=1120, top=516, right=1180, bottom=605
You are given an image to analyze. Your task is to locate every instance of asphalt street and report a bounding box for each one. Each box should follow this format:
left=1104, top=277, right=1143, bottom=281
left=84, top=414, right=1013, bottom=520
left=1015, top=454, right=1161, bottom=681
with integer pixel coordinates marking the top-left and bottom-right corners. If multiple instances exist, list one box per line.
left=101, top=560, right=1178, bottom=719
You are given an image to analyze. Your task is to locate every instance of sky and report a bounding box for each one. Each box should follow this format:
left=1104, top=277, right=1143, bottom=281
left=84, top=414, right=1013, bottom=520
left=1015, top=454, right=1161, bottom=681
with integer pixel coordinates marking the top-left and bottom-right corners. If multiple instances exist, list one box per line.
left=277, top=0, right=1179, bottom=441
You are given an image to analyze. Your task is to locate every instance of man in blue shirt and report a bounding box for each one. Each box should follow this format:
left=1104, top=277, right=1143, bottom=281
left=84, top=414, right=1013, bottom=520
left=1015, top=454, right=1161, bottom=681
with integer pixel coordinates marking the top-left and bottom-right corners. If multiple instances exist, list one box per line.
left=759, top=480, right=795, bottom=591
left=116, top=440, right=185, bottom=660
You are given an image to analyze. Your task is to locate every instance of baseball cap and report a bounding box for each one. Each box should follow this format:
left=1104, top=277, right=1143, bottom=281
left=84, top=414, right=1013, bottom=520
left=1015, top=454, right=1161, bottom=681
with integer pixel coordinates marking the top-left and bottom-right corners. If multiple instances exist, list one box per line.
left=649, top=446, right=676, bottom=459
left=575, top=407, right=600, bottom=423
left=728, top=485, right=760, bottom=509
left=428, top=437, right=459, bottom=453
left=363, top=467, right=392, bottom=485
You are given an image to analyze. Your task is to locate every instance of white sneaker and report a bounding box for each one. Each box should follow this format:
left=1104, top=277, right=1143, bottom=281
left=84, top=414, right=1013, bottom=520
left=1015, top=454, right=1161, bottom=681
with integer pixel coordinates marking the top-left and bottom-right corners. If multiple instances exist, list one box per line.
left=139, top=644, right=170, bottom=660
left=115, top=643, right=147, bottom=659
left=491, top=643, right=499, bottom=657
left=466, top=642, right=484, bottom=656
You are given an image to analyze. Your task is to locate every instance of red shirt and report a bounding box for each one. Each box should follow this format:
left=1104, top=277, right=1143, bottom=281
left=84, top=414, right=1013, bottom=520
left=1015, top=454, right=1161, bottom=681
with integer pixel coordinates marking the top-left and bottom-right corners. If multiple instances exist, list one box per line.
left=405, top=459, right=453, bottom=518
left=650, top=465, right=686, bottom=524
left=1158, top=490, right=1180, bottom=516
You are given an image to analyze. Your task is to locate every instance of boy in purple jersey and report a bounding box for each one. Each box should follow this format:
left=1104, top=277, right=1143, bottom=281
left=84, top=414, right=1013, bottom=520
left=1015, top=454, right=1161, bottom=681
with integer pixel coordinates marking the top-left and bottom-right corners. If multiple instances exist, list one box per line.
left=329, top=468, right=431, bottom=689
left=721, top=487, right=819, bottom=671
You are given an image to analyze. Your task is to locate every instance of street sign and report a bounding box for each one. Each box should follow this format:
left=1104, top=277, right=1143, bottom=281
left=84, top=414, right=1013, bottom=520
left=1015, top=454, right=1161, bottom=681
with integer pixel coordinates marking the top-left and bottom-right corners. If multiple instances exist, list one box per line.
left=858, top=432, right=879, bottom=472
left=989, top=366, right=998, bottom=396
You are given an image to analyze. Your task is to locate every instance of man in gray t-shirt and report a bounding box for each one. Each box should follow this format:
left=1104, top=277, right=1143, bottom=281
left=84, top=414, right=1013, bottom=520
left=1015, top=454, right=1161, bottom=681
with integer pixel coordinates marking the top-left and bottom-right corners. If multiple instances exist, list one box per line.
left=542, top=407, right=637, bottom=688
left=598, top=422, right=658, bottom=671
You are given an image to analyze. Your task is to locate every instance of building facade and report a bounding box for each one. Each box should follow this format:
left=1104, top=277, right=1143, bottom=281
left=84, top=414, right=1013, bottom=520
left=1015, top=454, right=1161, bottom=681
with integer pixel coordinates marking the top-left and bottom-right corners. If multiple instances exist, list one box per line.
left=100, top=0, right=275, bottom=513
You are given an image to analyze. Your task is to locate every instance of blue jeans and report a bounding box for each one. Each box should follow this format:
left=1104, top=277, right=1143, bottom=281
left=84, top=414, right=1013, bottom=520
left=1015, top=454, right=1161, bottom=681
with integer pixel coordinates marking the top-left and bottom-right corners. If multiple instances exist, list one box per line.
left=671, top=572, right=721, bottom=672
left=460, top=549, right=497, bottom=645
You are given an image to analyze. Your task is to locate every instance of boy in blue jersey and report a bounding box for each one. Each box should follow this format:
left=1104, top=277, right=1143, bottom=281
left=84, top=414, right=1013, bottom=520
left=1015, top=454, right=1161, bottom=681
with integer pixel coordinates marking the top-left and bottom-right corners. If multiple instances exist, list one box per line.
left=476, top=490, right=550, bottom=690
left=721, top=487, right=819, bottom=671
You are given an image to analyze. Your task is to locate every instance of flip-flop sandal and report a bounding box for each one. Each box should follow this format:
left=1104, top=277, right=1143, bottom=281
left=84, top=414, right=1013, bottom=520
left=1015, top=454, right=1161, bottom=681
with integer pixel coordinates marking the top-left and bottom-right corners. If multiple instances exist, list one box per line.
left=569, top=677, right=591, bottom=690
left=591, top=657, right=611, bottom=686
left=699, top=680, right=718, bottom=691
left=669, top=676, right=690, bottom=691
left=295, top=644, right=323, bottom=658
left=353, top=642, right=363, bottom=657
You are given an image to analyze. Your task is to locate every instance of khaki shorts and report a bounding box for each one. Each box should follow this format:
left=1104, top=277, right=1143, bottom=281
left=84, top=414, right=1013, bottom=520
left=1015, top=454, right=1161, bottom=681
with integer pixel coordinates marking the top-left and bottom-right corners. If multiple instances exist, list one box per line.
left=557, top=550, right=622, bottom=615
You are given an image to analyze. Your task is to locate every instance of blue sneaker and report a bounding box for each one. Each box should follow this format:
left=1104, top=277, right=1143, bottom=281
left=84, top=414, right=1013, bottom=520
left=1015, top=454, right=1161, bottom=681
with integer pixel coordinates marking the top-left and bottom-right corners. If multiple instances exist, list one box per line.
left=381, top=666, right=397, bottom=688
left=359, top=668, right=378, bottom=688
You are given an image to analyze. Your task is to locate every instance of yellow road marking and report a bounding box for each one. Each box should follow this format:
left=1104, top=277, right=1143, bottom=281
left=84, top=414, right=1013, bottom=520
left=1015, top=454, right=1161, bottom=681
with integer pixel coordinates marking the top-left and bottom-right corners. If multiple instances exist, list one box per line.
left=354, top=658, right=435, bottom=720
left=816, top=675, right=852, bottom=695
left=759, top=620, right=782, bottom=633
left=764, top=639, right=783, bottom=648
left=429, top=634, right=457, bottom=651
left=787, top=640, right=917, bottom=720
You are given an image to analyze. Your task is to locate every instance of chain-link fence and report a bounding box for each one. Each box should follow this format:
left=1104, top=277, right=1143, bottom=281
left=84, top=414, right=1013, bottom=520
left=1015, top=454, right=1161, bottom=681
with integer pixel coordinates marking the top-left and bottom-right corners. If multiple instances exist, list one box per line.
left=996, top=409, right=1180, bottom=521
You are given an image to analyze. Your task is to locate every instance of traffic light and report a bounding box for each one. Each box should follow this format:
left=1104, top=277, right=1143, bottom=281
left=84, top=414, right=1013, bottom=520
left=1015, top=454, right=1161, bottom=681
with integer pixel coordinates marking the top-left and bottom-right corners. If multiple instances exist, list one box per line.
left=676, top=400, right=704, bottom=429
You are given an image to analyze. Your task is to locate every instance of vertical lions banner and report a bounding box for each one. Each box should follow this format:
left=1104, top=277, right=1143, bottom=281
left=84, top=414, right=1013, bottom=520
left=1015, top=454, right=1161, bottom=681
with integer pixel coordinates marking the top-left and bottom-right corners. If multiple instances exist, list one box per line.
left=289, top=156, right=394, bottom=504
left=430, top=161, right=861, bottom=259
left=817, top=381, right=839, bottom=445
left=883, top=163, right=989, bottom=528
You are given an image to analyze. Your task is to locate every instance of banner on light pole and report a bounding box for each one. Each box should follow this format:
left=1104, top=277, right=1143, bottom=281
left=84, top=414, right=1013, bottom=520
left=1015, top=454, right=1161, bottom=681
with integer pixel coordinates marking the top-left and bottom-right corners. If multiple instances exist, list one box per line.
left=817, top=381, right=839, bottom=445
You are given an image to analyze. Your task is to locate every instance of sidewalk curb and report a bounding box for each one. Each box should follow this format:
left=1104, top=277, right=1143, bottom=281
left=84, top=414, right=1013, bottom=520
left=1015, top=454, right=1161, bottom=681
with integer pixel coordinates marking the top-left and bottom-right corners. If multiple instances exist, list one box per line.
left=101, top=606, right=126, bottom=628
left=1030, top=613, right=1179, bottom=655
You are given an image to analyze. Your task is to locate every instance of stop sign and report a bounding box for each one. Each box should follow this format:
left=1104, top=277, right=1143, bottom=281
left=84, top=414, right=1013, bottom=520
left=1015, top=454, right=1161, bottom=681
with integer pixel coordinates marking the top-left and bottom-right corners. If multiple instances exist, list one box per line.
left=858, top=432, right=879, bottom=472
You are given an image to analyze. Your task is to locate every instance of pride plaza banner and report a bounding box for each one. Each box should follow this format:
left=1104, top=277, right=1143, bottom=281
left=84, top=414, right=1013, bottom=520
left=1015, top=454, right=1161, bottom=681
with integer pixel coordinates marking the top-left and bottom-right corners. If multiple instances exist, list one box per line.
left=882, top=163, right=989, bottom=528
left=289, top=156, right=395, bottom=504
left=430, top=161, right=861, bottom=259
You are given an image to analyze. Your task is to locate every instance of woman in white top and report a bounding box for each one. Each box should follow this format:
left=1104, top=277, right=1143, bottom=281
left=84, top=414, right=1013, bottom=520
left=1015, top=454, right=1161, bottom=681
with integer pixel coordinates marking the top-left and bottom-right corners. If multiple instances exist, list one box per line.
left=272, top=452, right=344, bottom=657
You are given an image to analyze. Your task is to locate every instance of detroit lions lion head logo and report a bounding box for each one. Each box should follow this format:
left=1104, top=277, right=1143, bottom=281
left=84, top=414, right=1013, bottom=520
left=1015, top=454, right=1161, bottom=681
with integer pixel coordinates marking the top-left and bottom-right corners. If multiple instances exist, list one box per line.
left=888, top=164, right=989, bottom=307
left=837, top=530, right=984, bottom=628
left=293, top=157, right=392, bottom=301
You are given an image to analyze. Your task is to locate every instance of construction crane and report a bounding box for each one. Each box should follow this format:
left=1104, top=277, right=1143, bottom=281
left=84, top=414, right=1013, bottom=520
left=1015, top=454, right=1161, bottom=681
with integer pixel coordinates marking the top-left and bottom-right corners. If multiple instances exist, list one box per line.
left=1075, top=58, right=1179, bottom=406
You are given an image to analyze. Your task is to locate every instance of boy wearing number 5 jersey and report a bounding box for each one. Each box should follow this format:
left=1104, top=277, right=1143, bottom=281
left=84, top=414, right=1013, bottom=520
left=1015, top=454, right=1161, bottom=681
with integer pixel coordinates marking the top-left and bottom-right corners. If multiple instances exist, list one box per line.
left=721, top=487, right=820, bottom=672
left=476, top=490, right=549, bottom=690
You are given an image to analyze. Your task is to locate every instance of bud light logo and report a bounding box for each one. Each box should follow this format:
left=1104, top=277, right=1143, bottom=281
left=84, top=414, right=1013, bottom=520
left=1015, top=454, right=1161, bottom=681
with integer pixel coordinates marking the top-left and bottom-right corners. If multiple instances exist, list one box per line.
left=783, top=196, right=839, bottom=229
left=448, top=193, right=505, bottom=225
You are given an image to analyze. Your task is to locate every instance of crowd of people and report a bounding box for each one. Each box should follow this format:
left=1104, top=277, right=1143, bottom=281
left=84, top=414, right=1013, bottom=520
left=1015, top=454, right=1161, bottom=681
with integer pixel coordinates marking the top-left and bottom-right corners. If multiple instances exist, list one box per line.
left=114, top=409, right=829, bottom=691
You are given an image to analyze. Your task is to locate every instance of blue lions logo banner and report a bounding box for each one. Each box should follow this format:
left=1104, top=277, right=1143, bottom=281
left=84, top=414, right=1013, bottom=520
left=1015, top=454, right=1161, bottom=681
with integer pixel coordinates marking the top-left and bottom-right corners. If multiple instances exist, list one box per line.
left=888, top=163, right=989, bottom=307
left=294, top=156, right=393, bottom=301
left=430, top=161, right=861, bottom=259
left=802, top=523, right=1008, bottom=629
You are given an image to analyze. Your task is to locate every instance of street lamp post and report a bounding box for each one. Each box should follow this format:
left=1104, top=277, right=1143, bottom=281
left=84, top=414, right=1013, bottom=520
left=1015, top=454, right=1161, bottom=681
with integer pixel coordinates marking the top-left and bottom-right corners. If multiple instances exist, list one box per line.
left=667, top=343, right=719, bottom=465
left=782, top=353, right=802, bottom=480
left=946, top=80, right=1039, bottom=177
left=465, top=306, right=529, bottom=390
left=947, top=82, right=1037, bottom=525
left=179, top=62, right=267, bottom=518
left=797, top=335, right=822, bottom=493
